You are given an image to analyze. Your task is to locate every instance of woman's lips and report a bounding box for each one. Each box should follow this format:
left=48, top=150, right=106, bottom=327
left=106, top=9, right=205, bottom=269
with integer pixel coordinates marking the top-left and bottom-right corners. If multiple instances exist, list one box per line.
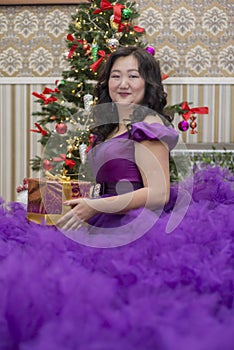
left=118, top=92, right=131, bottom=97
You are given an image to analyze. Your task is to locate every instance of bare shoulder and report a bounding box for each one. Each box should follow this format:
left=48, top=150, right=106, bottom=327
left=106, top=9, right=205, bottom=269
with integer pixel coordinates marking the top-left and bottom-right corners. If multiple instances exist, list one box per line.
left=143, top=114, right=164, bottom=125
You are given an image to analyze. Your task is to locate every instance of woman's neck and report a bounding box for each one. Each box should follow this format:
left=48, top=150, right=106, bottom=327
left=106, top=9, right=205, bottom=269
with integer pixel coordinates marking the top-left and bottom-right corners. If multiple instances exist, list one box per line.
left=106, top=122, right=129, bottom=140
left=115, top=103, right=133, bottom=122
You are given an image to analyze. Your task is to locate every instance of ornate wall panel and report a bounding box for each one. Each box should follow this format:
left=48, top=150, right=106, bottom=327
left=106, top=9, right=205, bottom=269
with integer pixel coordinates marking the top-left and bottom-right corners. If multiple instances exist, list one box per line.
left=0, top=5, right=73, bottom=77
left=139, top=0, right=233, bottom=77
left=0, top=1, right=233, bottom=77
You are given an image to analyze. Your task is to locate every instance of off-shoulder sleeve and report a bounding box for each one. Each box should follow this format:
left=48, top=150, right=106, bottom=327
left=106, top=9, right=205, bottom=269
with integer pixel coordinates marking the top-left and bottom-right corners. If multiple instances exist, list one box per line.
left=130, top=122, right=179, bottom=150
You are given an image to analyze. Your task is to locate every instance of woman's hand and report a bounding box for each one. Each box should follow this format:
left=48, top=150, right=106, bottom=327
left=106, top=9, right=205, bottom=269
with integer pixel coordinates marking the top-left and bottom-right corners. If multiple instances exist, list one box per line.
left=57, top=198, right=97, bottom=231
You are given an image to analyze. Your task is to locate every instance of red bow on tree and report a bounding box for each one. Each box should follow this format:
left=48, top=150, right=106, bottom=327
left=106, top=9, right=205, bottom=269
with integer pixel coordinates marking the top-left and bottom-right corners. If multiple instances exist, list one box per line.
left=30, top=123, right=48, bottom=136
left=53, top=154, right=76, bottom=169
left=67, top=33, right=83, bottom=59
left=43, top=87, right=60, bottom=95
left=182, top=101, right=209, bottom=121
left=65, top=159, right=76, bottom=169
left=90, top=50, right=108, bottom=72
left=93, top=0, right=124, bottom=25
left=32, top=91, right=58, bottom=104
left=162, top=74, right=169, bottom=80
left=86, top=134, right=95, bottom=153
left=118, top=22, right=144, bottom=33
left=53, top=154, right=66, bottom=162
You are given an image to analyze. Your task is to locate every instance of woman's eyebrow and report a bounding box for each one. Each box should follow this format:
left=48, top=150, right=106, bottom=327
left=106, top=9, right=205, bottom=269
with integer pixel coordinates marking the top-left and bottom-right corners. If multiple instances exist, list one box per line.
left=110, top=69, right=139, bottom=72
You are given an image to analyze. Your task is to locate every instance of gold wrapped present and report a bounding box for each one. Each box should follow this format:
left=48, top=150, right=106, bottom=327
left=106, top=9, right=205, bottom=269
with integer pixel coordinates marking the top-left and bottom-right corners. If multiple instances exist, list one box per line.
left=27, top=178, right=91, bottom=225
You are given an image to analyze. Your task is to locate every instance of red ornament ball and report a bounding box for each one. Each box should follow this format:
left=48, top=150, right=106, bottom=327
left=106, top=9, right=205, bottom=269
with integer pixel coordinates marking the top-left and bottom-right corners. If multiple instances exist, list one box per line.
left=178, top=120, right=189, bottom=132
left=42, top=159, right=53, bottom=171
left=56, top=122, right=67, bottom=134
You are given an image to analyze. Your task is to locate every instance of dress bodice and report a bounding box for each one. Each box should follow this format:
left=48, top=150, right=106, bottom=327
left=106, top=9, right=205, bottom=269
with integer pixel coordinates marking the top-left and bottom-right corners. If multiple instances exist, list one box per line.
left=89, top=135, right=142, bottom=184
left=88, top=122, right=178, bottom=194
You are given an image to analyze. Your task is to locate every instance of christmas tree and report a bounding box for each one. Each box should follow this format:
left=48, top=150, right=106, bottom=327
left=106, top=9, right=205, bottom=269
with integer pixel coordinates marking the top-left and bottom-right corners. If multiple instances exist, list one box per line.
left=30, top=0, right=208, bottom=181
left=31, top=0, right=146, bottom=180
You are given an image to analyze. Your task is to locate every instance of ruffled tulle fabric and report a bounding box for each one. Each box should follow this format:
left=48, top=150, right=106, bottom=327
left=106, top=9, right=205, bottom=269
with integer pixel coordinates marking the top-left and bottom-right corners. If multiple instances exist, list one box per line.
left=0, top=166, right=234, bottom=350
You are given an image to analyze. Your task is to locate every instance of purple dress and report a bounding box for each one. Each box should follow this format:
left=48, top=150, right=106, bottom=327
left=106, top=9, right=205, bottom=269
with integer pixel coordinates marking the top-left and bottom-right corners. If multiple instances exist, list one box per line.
left=0, top=122, right=234, bottom=349
left=90, top=121, right=178, bottom=194
left=75, top=121, right=179, bottom=247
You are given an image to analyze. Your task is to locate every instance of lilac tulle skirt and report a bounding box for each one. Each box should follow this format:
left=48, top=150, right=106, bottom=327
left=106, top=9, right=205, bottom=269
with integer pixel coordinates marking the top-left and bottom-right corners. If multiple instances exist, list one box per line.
left=0, top=166, right=234, bottom=350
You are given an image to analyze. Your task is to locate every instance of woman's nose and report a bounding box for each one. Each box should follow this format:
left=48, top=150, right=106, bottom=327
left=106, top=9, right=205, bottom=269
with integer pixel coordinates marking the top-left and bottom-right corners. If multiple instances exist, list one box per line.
left=119, top=77, right=129, bottom=88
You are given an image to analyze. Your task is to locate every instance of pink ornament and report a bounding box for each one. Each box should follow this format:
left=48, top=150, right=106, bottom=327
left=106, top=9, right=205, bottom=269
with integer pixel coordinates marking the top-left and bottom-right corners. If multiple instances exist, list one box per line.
left=42, top=159, right=53, bottom=171
left=178, top=120, right=189, bottom=132
left=56, top=122, right=67, bottom=134
left=146, top=46, right=155, bottom=56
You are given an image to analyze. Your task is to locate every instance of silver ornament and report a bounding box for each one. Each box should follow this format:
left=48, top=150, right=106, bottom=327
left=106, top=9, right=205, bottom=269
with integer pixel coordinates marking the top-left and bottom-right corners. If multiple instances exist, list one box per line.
left=79, top=143, right=87, bottom=164
left=107, top=37, right=120, bottom=51
left=84, top=93, right=93, bottom=112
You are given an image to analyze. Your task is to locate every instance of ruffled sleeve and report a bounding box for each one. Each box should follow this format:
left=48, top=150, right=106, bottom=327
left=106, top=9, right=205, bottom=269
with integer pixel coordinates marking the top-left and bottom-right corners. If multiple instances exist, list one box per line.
left=130, top=122, right=179, bottom=151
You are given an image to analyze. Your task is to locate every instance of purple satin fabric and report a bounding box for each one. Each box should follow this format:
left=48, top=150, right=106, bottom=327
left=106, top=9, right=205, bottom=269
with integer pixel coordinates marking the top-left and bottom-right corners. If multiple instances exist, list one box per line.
left=88, top=121, right=179, bottom=187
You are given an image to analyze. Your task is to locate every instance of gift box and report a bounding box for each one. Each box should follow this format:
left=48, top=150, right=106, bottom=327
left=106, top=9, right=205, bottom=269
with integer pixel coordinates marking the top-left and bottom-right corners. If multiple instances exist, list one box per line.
left=27, top=178, right=92, bottom=225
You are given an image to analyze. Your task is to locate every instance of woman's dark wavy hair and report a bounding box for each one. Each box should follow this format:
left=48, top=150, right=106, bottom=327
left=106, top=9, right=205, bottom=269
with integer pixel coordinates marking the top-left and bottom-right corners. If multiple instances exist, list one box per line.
left=91, top=46, right=173, bottom=142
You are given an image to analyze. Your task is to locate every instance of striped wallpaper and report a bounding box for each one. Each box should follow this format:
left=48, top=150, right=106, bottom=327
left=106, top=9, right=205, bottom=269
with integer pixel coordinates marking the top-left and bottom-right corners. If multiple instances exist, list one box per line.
left=0, top=77, right=233, bottom=203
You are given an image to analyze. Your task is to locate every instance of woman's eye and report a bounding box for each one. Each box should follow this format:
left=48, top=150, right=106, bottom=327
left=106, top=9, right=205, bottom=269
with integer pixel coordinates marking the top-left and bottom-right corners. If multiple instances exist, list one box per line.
left=110, top=75, right=120, bottom=79
left=129, top=75, right=139, bottom=78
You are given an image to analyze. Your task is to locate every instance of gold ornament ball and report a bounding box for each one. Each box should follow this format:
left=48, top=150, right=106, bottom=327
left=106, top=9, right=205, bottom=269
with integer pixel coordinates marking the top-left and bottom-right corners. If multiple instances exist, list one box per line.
left=110, top=15, right=119, bottom=30
left=67, top=144, right=74, bottom=152
left=75, top=21, right=82, bottom=29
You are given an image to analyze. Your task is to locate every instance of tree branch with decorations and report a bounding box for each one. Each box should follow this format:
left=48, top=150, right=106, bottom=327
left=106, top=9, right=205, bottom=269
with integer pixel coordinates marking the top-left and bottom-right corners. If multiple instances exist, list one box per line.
left=30, top=0, right=209, bottom=181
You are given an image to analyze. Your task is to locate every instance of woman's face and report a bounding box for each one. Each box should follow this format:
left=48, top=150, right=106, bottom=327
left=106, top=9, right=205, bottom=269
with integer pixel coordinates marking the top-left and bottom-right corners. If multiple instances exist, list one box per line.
left=108, top=55, right=145, bottom=105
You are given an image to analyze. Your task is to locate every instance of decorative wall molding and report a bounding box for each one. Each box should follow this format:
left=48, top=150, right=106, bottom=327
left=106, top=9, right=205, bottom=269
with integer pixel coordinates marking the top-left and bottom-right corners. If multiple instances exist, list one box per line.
left=0, top=77, right=233, bottom=85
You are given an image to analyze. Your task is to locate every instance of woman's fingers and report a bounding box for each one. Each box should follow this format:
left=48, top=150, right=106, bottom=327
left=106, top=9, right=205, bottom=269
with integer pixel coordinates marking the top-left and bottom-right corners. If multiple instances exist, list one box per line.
left=59, top=215, right=84, bottom=231
left=57, top=205, right=85, bottom=231
left=57, top=198, right=92, bottom=230
left=64, top=198, right=80, bottom=206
